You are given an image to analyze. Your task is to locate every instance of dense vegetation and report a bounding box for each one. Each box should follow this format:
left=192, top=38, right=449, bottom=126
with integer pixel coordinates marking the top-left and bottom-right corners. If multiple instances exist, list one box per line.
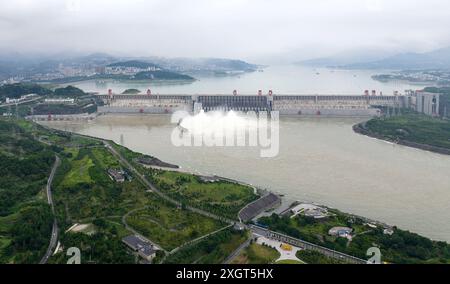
left=364, top=112, right=450, bottom=150
left=231, top=243, right=280, bottom=264
left=0, top=83, right=52, bottom=100
left=0, top=119, right=55, bottom=263
left=164, top=228, right=248, bottom=264
left=53, top=85, right=86, bottom=97
left=258, top=212, right=450, bottom=264
left=122, top=89, right=141, bottom=94
left=49, top=219, right=135, bottom=264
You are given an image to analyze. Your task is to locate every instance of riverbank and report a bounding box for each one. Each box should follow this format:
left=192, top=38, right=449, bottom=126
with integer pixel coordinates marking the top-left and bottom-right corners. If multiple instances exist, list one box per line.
left=353, top=116, right=450, bottom=156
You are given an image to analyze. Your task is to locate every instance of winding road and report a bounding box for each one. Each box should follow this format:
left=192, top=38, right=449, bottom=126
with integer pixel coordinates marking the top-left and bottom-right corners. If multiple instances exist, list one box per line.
left=39, top=155, right=60, bottom=264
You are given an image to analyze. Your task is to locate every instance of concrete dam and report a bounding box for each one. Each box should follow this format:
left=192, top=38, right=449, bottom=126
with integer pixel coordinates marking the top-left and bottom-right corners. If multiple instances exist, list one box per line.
left=96, top=92, right=408, bottom=117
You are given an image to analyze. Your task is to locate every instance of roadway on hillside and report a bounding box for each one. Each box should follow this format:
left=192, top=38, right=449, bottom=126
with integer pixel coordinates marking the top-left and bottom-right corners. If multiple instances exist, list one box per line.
left=39, top=155, right=61, bottom=264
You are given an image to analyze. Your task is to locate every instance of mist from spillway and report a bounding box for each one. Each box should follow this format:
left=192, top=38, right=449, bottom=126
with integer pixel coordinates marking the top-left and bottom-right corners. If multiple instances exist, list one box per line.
left=179, top=110, right=257, bottom=136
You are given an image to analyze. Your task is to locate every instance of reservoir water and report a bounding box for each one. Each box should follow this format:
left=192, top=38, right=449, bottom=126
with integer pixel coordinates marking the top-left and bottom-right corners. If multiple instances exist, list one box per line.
left=46, top=65, right=450, bottom=242
left=69, top=65, right=425, bottom=95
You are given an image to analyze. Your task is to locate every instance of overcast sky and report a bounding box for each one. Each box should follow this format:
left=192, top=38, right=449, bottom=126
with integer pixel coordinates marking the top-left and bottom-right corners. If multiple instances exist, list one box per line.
left=1, top=0, right=450, bottom=62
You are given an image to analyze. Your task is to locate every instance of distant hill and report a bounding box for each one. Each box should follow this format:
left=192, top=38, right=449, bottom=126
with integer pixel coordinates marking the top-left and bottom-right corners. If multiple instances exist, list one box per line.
left=297, top=49, right=399, bottom=68
left=107, top=60, right=161, bottom=69
left=0, top=83, right=52, bottom=100
left=53, top=85, right=86, bottom=97
left=133, top=71, right=194, bottom=81
left=122, top=89, right=141, bottom=94
left=343, top=47, right=450, bottom=70
left=138, top=57, right=259, bottom=73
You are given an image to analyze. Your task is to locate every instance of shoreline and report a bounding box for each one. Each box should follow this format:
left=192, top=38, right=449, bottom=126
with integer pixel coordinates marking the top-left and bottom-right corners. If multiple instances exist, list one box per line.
left=353, top=121, right=450, bottom=156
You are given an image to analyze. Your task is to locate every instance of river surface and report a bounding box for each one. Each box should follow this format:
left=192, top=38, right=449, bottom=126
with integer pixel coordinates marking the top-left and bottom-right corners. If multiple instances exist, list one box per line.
left=68, top=65, right=425, bottom=95
left=42, top=114, right=450, bottom=242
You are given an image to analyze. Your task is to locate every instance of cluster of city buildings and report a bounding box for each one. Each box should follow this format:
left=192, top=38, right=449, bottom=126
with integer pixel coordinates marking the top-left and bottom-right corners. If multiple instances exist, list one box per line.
left=104, top=65, right=160, bottom=76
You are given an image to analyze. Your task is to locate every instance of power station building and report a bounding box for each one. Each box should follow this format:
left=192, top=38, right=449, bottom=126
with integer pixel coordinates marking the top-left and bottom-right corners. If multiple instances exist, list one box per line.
left=415, top=91, right=440, bottom=116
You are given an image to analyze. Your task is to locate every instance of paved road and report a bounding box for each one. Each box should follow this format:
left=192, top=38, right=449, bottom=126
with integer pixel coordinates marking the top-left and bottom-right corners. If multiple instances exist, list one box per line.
left=223, top=236, right=252, bottom=264
left=39, top=155, right=61, bottom=264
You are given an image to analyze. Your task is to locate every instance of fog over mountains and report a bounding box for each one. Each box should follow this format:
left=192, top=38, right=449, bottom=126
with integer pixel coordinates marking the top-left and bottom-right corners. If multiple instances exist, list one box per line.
left=299, top=46, right=450, bottom=70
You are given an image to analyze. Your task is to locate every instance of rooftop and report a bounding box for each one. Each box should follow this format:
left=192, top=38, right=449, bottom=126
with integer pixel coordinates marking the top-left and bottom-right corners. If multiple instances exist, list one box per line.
left=122, top=235, right=157, bottom=258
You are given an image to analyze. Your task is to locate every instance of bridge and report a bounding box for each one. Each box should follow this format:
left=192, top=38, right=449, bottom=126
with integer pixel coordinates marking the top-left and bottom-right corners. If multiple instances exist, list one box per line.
left=95, top=92, right=409, bottom=116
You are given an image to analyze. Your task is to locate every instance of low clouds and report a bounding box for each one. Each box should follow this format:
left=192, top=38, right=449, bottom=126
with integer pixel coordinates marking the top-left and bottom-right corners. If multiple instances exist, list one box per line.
left=0, top=0, right=449, bottom=61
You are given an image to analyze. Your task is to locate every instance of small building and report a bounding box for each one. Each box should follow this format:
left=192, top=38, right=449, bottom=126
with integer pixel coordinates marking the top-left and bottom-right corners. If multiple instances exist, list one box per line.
left=198, top=175, right=221, bottom=183
left=107, top=169, right=125, bottom=182
left=383, top=228, right=395, bottom=236
left=328, top=227, right=353, bottom=238
left=289, top=203, right=329, bottom=219
left=122, top=235, right=157, bottom=262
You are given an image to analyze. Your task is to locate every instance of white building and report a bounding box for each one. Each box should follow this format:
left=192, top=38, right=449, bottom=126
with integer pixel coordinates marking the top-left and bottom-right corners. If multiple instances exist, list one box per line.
left=44, top=98, right=75, bottom=104
left=289, top=203, right=329, bottom=219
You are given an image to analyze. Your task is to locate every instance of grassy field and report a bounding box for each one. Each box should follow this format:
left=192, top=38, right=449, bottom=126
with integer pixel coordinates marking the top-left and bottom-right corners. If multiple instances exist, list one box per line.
left=164, top=228, right=249, bottom=264
left=365, top=112, right=450, bottom=149
left=231, top=243, right=280, bottom=264
left=149, top=170, right=258, bottom=220
left=125, top=204, right=224, bottom=251
left=59, top=155, right=94, bottom=187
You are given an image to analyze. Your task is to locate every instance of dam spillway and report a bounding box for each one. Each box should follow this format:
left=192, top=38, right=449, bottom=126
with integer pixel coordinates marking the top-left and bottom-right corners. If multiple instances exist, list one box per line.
left=96, top=93, right=408, bottom=116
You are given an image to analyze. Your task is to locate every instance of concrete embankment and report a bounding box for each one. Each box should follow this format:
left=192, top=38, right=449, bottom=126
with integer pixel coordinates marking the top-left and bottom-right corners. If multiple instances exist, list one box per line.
left=353, top=122, right=450, bottom=156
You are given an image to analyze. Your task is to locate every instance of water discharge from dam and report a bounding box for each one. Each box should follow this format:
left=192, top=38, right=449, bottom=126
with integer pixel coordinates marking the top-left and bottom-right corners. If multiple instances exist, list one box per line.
left=178, top=110, right=259, bottom=138
left=42, top=115, right=450, bottom=242
left=174, top=110, right=279, bottom=157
